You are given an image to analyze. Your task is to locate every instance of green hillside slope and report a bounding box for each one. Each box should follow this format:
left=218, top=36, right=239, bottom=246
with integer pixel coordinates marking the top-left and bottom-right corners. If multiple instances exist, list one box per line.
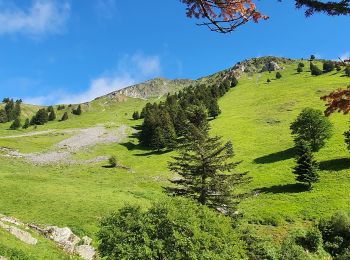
left=0, top=57, right=349, bottom=258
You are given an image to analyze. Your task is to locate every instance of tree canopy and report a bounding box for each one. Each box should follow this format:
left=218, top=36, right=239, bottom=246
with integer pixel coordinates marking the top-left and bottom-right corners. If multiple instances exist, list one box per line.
left=181, top=0, right=350, bottom=33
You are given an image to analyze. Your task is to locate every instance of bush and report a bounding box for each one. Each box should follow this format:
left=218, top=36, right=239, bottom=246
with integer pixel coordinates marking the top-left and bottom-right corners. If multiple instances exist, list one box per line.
left=231, top=76, right=238, bottom=87
left=267, top=79, right=271, bottom=83
left=97, top=199, right=246, bottom=259
left=276, top=72, right=282, bottom=79
left=279, top=236, right=306, bottom=260
left=297, top=67, right=303, bottom=73
left=303, top=227, right=323, bottom=252
left=323, top=61, right=335, bottom=73
left=310, top=63, right=323, bottom=76
left=72, top=105, right=82, bottom=115
left=108, top=156, right=117, bottom=167
left=310, top=55, right=315, bottom=60
left=290, top=108, right=333, bottom=151
left=22, top=118, right=30, bottom=129
left=319, top=211, right=350, bottom=257
left=60, top=112, right=68, bottom=121
left=336, top=64, right=342, bottom=71
left=132, top=111, right=139, bottom=120
left=31, top=108, right=48, bottom=125
left=298, top=62, right=305, bottom=68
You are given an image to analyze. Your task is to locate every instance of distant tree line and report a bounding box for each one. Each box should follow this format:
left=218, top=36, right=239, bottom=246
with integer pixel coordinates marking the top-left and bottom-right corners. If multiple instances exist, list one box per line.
left=134, top=76, right=238, bottom=150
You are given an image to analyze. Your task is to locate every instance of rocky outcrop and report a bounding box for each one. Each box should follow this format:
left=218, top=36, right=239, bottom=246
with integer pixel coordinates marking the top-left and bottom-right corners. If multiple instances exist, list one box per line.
left=76, top=245, right=96, bottom=260
left=103, top=77, right=194, bottom=100
left=261, top=61, right=281, bottom=72
left=0, top=256, right=7, bottom=260
left=0, top=221, right=37, bottom=245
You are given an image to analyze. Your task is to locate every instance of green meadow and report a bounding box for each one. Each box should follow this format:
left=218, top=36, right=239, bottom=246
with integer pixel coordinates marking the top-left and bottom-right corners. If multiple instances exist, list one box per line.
left=1, top=59, right=350, bottom=258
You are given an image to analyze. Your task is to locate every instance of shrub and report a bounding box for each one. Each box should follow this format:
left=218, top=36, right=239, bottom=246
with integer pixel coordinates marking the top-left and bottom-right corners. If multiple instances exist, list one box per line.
left=72, top=105, right=82, bottom=115
left=132, top=111, right=140, bottom=120
left=290, top=108, right=333, bottom=151
left=297, top=67, right=303, bottom=73
left=310, top=63, right=323, bottom=76
left=319, top=211, right=350, bottom=257
left=336, top=64, right=342, bottom=71
left=279, top=236, right=306, bottom=260
left=231, top=76, right=238, bottom=87
left=303, top=227, right=323, bottom=252
left=31, top=108, right=49, bottom=125
left=323, top=61, right=335, bottom=73
left=298, top=62, right=305, bottom=68
left=108, top=156, right=118, bottom=167
left=310, top=55, right=315, bottom=60
left=276, top=72, right=282, bottom=79
left=267, top=79, right=271, bottom=83
left=22, top=118, right=30, bottom=129
left=97, top=199, right=246, bottom=260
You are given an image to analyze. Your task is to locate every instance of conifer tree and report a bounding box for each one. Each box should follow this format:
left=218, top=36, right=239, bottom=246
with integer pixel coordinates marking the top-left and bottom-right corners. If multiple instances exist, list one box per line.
left=4, top=98, right=14, bottom=121
left=0, top=109, right=7, bottom=123
left=73, top=104, right=82, bottom=115
left=151, top=127, right=166, bottom=151
left=276, top=71, right=282, bottom=79
left=293, top=141, right=319, bottom=189
left=61, top=112, right=69, bottom=121
left=167, top=125, right=250, bottom=214
left=10, top=117, right=21, bottom=130
left=297, top=67, right=303, bottom=73
left=310, top=62, right=323, bottom=76
left=208, top=98, right=221, bottom=118
left=22, top=118, right=30, bottom=129
left=231, top=76, right=238, bottom=88
left=31, top=108, right=49, bottom=125
left=132, top=111, right=140, bottom=120
left=48, top=109, right=56, bottom=121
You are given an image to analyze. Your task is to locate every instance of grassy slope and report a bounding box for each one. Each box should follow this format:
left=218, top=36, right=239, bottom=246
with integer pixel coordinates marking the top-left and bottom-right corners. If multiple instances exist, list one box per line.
left=0, top=60, right=350, bottom=257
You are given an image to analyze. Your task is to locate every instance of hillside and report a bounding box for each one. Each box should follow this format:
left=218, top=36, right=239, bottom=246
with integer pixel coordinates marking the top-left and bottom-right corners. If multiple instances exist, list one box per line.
left=1, top=57, right=350, bottom=259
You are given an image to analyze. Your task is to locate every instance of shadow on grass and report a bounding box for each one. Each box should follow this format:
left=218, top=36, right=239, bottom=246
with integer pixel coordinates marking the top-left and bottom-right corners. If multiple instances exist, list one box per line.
left=119, top=141, right=171, bottom=157
left=256, top=183, right=307, bottom=194
left=319, top=158, right=350, bottom=171
left=254, top=147, right=295, bottom=164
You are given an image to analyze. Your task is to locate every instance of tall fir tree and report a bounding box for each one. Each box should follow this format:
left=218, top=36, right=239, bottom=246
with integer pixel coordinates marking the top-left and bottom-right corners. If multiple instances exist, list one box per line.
left=132, top=111, right=140, bottom=120
left=4, top=98, right=14, bottom=121
left=208, top=98, right=221, bottom=119
left=9, top=117, right=21, bottom=130
left=31, top=108, right=49, bottom=125
left=73, top=104, right=82, bottom=115
left=293, top=141, right=319, bottom=189
left=0, top=109, right=7, bottom=123
left=166, top=125, right=250, bottom=214
left=48, top=109, right=56, bottom=121
left=22, top=118, right=30, bottom=129
left=61, top=112, right=69, bottom=121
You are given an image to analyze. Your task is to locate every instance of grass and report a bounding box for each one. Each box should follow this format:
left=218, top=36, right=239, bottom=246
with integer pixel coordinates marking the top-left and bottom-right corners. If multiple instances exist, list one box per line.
left=0, top=59, right=350, bottom=257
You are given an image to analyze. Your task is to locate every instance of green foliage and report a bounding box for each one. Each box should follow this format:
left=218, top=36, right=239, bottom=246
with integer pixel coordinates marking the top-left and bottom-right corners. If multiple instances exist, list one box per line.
left=323, top=61, right=335, bottom=72
left=297, top=66, right=303, bottom=73
left=60, top=112, right=69, bottom=121
left=336, top=64, right=342, bottom=71
left=303, top=227, right=323, bottom=252
left=9, top=117, right=21, bottom=130
left=167, top=125, right=250, bottom=214
left=208, top=98, right=221, bottom=118
left=0, top=109, right=7, bottom=123
left=279, top=236, right=306, bottom=260
left=345, top=66, right=350, bottom=77
left=298, top=62, right=305, bottom=68
left=0, top=243, right=33, bottom=260
left=310, top=55, right=315, bottom=60
left=231, top=76, right=238, bottom=88
left=48, top=109, right=56, bottom=121
left=267, top=78, right=271, bottom=83
left=310, top=62, right=323, bottom=76
left=31, top=108, right=49, bottom=125
left=132, top=111, right=140, bottom=120
left=276, top=72, right=282, bottom=79
left=319, top=211, right=350, bottom=257
left=290, top=108, right=333, bottom=151
left=72, top=104, right=82, bottom=115
left=108, top=156, right=118, bottom=167
left=293, top=141, right=319, bottom=189
left=57, top=105, right=65, bottom=110
left=22, top=118, right=30, bottom=129
left=97, top=199, right=246, bottom=260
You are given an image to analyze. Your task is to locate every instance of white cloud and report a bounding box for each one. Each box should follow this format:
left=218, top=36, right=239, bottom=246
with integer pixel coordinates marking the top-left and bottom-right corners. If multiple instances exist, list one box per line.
left=0, top=0, right=70, bottom=36
left=24, top=53, right=162, bottom=105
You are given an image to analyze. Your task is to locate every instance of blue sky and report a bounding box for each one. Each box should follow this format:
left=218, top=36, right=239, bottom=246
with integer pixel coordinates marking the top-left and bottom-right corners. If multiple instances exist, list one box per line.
left=0, top=0, right=349, bottom=105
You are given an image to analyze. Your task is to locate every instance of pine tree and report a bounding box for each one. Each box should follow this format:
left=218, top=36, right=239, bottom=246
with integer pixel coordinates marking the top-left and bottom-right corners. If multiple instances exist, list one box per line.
left=297, top=67, right=303, bottom=73
left=293, top=141, right=319, bottom=189
left=230, top=76, right=238, bottom=88
left=208, top=98, right=221, bottom=119
left=22, top=118, right=30, bottom=129
left=323, top=61, right=335, bottom=73
left=167, top=125, right=250, bottom=214
left=0, top=109, right=7, bottom=123
left=4, top=99, right=14, bottom=121
left=10, top=117, right=21, bottom=130
left=31, top=108, right=49, bottom=125
left=310, top=62, right=323, bottom=76
left=132, top=111, right=140, bottom=120
left=48, top=109, right=56, bottom=121
left=151, top=127, right=166, bottom=151
left=276, top=71, right=282, bottom=79
left=73, top=104, right=82, bottom=115
left=61, top=112, right=69, bottom=121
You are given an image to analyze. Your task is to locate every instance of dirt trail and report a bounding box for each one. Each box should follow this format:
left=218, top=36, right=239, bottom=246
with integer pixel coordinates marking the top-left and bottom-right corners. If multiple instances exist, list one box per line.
left=0, top=125, right=131, bottom=164
left=0, top=129, right=80, bottom=139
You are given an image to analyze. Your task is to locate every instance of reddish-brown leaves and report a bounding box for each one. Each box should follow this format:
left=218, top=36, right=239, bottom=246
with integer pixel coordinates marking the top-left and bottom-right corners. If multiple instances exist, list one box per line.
left=181, top=0, right=268, bottom=33
left=321, top=86, right=350, bottom=116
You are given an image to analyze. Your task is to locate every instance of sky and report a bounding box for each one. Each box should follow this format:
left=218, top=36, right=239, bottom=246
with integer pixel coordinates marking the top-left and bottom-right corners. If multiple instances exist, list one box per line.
left=0, top=0, right=349, bottom=105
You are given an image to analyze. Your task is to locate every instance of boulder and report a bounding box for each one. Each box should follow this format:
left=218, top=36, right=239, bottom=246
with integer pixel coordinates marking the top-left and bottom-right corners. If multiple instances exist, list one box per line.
left=76, top=245, right=96, bottom=260
left=44, top=226, right=80, bottom=253
left=261, top=61, right=281, bottom=72
left=0, top=256, right=7, bottom=260
left=82, top=236, right=92, bottom=246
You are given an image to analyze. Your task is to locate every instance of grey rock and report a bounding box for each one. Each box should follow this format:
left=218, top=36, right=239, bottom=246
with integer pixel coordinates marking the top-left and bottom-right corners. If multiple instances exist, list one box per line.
left=45, top=226, right=80, bottom=253
left=0, top=256, right=7, bottom=260
left=76, top=245, right=96, bottom=260
left=82, top=236, right=92, bottom=246
left=0, top=221, right=37, bottom=245
left=261, top=61, right=281, bottom=72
